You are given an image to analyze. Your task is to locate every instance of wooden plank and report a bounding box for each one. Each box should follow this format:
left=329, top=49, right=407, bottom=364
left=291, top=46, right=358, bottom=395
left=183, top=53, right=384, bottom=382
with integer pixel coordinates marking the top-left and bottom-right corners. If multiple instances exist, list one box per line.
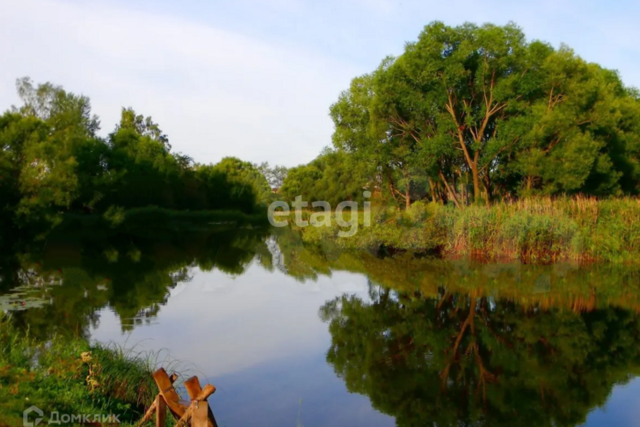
left=152, top=368, right=188, bottom=419
left=184, top=377, right=219, bottom=427
left=192, top=401, right=209, bottom=427
left=195, top=384, right=216, bottom=401
left=156, top=395, right=167, bottom=427
left=184, top=376, right=202, bottom=400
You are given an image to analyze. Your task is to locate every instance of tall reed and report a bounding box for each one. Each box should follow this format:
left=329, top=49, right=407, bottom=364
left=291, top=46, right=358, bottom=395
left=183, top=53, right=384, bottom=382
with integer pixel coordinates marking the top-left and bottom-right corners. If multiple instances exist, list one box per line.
left=298, top=197, right=640, bottom=264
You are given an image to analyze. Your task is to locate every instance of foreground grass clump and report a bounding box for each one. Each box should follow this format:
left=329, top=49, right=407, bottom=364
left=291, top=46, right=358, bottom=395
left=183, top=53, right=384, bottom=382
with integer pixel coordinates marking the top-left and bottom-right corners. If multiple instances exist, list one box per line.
left=0, top=319, right=156, bottom=426
left=296, top=197, right=640, bottom=263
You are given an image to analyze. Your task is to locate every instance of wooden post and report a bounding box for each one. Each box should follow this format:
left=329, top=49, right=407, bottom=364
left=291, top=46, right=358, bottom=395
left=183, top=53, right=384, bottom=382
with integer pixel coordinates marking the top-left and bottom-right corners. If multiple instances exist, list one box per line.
left=184, top=376, right=219, bottom=427
left=192, top=401, right=209, bottom=427
left=153, top=368, right=189, bottom=419
left=156, top=395, right=167, bottom=427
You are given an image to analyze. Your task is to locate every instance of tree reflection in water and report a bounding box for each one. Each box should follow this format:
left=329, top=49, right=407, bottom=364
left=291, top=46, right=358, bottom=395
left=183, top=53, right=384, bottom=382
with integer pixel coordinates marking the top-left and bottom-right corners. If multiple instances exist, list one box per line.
left=0, top=221, right=272, bottom=340
left=320, top=282, right=640, bottom=427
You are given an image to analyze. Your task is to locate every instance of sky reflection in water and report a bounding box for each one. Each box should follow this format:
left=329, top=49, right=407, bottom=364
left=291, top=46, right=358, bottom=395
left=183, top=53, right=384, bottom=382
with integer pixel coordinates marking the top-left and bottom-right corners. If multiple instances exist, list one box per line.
left=3, top=226, right=640, bottom=426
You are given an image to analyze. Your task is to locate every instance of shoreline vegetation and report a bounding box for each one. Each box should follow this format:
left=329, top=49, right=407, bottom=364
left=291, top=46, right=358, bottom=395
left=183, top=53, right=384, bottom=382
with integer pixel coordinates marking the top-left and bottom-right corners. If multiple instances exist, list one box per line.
left=276, top=21, right=640, bottom=267
left=0, top=318, right=158, bottom=426
left=286, top=197, right=640, bottom=264
left=0, top=78, right=279, bottom=249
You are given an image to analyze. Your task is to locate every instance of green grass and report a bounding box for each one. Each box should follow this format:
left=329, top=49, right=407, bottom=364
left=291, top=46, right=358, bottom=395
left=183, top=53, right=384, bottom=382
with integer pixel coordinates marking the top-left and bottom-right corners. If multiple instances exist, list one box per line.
left=0, top=317, right=165, bottom=426
left=293, top=197, right=640, bottom=264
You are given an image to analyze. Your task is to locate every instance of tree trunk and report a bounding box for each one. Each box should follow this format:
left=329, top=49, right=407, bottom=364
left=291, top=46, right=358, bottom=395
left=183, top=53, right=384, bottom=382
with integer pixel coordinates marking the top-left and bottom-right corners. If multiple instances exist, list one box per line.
left=483, top=174, right=492, bottom=204
left=439, top=171, right=461, bottom=208
left=471, top=157, right=481, bottom=203
left=404, top=170, right=411, bottom=210
left=429, top=178, right=438, bottom=203
left=405, top=171, right=411, bottom=210
left=385, top=168, right=399, bottom=204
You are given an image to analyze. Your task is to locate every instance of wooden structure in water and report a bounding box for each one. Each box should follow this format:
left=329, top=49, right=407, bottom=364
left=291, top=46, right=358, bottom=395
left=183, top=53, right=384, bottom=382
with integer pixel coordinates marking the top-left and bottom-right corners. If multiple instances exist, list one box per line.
left=136, top=368, right=219, bottom=427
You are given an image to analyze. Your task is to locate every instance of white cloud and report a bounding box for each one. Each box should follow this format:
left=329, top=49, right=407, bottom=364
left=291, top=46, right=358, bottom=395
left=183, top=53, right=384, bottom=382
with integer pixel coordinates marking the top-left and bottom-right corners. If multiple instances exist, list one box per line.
left=0, top=0, right=358, bottom=166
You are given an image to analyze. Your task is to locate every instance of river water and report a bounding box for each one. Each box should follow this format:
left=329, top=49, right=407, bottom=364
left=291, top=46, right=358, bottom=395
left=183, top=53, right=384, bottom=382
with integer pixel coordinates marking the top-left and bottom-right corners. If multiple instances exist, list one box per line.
left=2, top=225, right=639, bottom=426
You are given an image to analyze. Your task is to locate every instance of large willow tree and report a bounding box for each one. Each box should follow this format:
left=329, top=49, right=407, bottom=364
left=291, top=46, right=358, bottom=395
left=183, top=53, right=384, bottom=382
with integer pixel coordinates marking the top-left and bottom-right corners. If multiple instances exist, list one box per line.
left=329, top=22, right=640, bottom=204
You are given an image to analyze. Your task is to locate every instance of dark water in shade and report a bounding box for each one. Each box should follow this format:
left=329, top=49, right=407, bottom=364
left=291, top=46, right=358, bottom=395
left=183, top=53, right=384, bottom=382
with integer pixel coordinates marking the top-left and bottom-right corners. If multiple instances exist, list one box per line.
left=2, top=224, right=640, bottom=426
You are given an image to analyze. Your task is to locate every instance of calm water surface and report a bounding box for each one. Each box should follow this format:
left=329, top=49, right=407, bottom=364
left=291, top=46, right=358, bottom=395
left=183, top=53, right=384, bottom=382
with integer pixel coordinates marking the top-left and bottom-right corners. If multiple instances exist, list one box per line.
left=2, top=225, right=640, bottom=426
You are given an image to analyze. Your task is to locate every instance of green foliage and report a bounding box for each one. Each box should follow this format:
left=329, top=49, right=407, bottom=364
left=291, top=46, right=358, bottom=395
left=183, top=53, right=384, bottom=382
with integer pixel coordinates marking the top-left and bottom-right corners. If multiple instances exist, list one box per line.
left=0, top=317, right=156, bottom=426
left=1, top=78, right=270, bottom=242
left=280, top=149, right=372, bottom=205
left=327, top=21, right=640, bottom=205
left=210, top=157, right=272, bottom=207
left=104, top=205, right=126, bottom=227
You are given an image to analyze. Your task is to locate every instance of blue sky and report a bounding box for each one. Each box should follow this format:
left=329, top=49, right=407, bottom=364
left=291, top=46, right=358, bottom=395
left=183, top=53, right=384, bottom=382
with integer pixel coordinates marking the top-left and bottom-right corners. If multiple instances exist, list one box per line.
left=2, top=0, right=640, bottom=166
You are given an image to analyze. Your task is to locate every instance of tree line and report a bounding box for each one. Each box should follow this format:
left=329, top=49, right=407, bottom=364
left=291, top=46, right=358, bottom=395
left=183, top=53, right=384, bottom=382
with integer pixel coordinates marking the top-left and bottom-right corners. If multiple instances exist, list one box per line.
left=280, top=21, right=640, bottom=207
left=0, top=78, right=289, bottom=238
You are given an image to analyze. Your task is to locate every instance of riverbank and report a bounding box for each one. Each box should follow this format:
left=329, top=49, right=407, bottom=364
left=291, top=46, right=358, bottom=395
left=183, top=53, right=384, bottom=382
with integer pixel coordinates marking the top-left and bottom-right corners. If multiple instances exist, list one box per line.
left=293, top=197, right=640, bottom=264
left=0, top=319, right=156, bottom=426
left=68, top=206, right=270, bottom=229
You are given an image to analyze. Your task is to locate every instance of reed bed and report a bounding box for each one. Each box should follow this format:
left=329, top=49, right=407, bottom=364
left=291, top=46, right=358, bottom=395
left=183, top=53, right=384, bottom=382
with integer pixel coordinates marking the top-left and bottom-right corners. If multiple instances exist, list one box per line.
left=298, top=197, right=640, bottom=264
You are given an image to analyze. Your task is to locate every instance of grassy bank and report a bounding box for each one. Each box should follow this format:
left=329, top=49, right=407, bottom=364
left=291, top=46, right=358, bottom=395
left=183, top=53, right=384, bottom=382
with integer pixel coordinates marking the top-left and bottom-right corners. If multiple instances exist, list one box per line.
left=294, top=197, right=640, bottom=264
left=0, top=318, right=157, bottom=426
